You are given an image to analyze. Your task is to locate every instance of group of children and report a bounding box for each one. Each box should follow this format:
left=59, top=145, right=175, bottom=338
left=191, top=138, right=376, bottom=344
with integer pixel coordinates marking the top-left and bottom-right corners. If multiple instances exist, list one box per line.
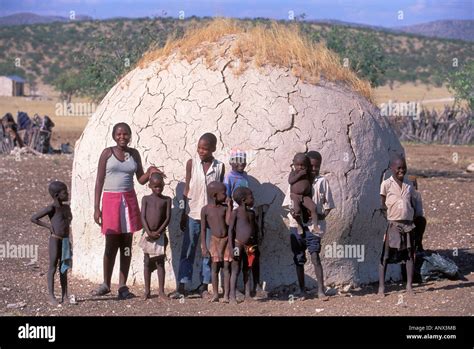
left=31, top=127, right=426, bottom=305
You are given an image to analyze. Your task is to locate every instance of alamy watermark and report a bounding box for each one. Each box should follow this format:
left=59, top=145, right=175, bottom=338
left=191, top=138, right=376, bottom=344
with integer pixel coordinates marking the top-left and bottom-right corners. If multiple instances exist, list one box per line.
left=379, top=100, right=422, bottom=120
left=0, top=242, right=38, bottom=263
left=220, top=147, right=259, bottom=166
left=324, top=242, right=365, bottom=262
left=18, top=323, right=55, bottom=342
left=55, top=101, right=97, bottom=117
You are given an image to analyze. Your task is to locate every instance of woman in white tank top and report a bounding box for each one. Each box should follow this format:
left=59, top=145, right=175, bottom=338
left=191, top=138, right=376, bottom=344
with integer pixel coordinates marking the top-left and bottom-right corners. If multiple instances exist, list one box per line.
left=92, top=122, right=164, bottom=299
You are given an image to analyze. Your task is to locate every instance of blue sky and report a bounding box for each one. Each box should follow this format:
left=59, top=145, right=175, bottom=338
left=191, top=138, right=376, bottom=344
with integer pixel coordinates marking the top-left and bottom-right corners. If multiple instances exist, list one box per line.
left=0, top=0, right=472, bottom=27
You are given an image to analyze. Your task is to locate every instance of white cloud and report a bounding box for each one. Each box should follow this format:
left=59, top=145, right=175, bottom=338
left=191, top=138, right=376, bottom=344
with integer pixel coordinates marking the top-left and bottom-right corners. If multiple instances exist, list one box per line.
left=409, top=0, right=428, bottom=13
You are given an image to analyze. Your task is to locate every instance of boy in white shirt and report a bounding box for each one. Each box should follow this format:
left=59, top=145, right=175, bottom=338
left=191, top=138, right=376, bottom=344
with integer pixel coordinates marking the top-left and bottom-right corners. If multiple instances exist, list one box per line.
left=379, top=155, right=416, bottom=296
left=284, top=150, right=335, bottom=300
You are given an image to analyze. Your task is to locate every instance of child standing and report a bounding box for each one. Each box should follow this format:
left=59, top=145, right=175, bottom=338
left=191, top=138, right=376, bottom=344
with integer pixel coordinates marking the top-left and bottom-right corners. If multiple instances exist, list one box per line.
left=31, top=181, right=74, bottom=306
left=171, top=133, right=225, bottom=298
left=284, top=150, right=335, bottom=300
left=140, top=173, right=171, bottom=300
left=379, top=155, right=416, bottom=296
left=227, top=187, right=258, bottom=304
left=200, top=181, right=232, bottom=302
left=223, top=149, right=266, bottom=298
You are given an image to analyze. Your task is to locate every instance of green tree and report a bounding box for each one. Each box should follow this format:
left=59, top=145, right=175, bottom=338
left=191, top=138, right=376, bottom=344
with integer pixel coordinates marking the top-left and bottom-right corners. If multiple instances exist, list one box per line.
left=446, top=60, right=474, bottom=111
left=324, top=26, right=390, bottom=87
left=77, top=19, right=174, bottom=101
left=53, top=71, right=82, bottom=103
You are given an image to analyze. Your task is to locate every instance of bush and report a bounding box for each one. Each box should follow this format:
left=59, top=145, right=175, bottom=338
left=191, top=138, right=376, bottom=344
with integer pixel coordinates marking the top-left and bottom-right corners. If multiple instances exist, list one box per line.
left=447, top=60, right=474, bottom=111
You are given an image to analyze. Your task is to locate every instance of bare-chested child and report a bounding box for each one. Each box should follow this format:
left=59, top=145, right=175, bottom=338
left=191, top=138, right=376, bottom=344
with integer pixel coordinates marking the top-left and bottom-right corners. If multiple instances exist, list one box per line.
left=201, top=181, right=232, bottom=302
left=31, top=181, right=74, bottom=306
left=140, top=173, right=171, bottom=300
left=288, top=153, right=319, bottom=232
left=227, top=187, right=258, bottom=304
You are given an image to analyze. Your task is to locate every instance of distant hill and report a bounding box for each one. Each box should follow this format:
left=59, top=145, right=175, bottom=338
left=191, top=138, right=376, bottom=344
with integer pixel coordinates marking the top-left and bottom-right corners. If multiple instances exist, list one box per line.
left=0, top=12, right=93, bottom=26
left=313, top=19, right=474, bottom=42
left=396, top=20, right=474, bottom=42
left=0, top=17, right=472, bottom=99
left=309, top=19, right=391, bottom=32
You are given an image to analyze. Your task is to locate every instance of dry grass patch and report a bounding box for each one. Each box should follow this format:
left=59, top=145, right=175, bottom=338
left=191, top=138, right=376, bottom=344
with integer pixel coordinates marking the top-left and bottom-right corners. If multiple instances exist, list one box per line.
left=138, top=19, right=372, bottom=100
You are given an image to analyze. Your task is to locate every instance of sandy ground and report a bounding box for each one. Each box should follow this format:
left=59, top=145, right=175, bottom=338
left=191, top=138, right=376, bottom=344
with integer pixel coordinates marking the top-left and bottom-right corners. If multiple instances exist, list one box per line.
left=0, top=142, right=472, bottom=316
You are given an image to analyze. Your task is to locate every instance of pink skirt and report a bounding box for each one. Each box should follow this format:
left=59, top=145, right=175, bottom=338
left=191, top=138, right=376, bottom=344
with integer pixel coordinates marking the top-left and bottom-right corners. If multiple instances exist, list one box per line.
left=101, top=190, right=142, bottom=235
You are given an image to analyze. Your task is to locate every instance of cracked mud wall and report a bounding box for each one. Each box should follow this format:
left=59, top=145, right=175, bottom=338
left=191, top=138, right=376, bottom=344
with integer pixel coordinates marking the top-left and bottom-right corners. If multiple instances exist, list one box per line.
left=71, top=37, right=404, bottom=290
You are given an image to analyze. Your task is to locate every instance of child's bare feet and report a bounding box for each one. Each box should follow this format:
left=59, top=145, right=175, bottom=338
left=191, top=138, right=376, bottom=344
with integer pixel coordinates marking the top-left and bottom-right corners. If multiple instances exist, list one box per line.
left=143, top=292, right=151, bottom=300
left=157, top=292, right=168, bottom=301
left=48, top=296, right=59, bottom=306
left=229, top=298, right=238, bottom=305
left=296, top=290, right=307, bottom=301
left=377, top=287, right=385, bottom=297
left=318, top=292, right=329, bottom=301
left=169, top=283, right=186, bottom=299
left=91, top=283, right=110, bottom=296
left=209, top=295, right=219, bottom=303
left=406, top=287, right=414, bottom=296
left=222, top=296, right=230, bottom=304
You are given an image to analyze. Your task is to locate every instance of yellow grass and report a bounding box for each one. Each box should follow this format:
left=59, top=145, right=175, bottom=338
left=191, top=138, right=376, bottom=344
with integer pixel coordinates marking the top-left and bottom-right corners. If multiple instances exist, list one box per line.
left=138, top=19, right=372, bottom=100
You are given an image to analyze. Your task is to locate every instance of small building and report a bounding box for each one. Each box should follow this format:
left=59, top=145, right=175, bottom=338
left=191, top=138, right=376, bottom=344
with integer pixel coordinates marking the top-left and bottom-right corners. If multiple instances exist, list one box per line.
left=0, top=75, right=26, bottom=96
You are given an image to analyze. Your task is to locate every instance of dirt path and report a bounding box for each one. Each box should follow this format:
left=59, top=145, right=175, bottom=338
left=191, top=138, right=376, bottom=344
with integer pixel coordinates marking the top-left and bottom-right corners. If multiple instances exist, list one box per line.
left=0, top=144, right=472, bottom=316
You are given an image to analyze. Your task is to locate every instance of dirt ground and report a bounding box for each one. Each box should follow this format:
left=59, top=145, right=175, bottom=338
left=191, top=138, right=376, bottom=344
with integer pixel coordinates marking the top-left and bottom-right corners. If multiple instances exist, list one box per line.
left=0, top=143, right=472, bottom=316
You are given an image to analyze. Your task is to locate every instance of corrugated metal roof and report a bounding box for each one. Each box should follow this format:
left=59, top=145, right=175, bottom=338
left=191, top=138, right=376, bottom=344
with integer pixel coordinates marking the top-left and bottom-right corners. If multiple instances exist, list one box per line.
left=5, top=75, right=26, bottom=83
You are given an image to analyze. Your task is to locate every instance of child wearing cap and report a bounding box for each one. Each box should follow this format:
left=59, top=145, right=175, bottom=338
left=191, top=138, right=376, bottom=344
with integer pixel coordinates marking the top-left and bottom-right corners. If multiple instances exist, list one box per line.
left=223, top=149, right=267, bottom=298
left=223, top=149, right=249, bottom=208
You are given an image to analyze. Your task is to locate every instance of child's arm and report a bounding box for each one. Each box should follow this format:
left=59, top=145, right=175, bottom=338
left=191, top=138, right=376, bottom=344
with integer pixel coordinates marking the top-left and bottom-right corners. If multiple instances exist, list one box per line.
left=413, top=191, right=424, bottom=218
left=223, top=174, right=233, bottom=205
left=94, top=148, right=112, bottom=226
left=200, top=207, right=209, bottom=257
left=227, top=210, right=237, bottom=257
left=180, top=159, right=192, bottom=231
left=220, top=163, right=226, bottom=183
left=323, top=179, right=335, bottom=217
left=140, top=197, right=152, bottom=238
left=31, top=205, right=55, bottom=233
left=154, top=197, right=172, bottom=238
left=380, top=195, right=387, bottom=218
left=380, top=180, right=388, bottom=218
left=225, top=198, right=232, bottom=226
left=288, top=169, right=306, bottom=185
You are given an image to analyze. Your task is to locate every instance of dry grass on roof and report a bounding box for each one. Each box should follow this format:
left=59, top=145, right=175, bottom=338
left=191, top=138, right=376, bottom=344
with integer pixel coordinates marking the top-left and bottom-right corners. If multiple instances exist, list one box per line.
left=138, top=19, right=372, bottom=101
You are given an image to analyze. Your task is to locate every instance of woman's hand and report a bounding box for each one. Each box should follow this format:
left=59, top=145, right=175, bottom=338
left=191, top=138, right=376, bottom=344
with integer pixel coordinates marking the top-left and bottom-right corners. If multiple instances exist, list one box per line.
left=146, top=166, right=166, bottom=178
left=94, top=208, right=102, bottom=226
